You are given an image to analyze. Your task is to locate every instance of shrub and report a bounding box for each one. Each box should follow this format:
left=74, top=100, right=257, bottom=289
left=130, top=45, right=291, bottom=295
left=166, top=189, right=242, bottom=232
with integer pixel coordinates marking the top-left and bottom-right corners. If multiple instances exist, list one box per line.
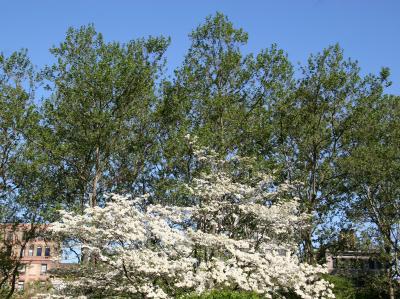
left=182, top=290, right=261, bottom=299
left=323, top=274, right=356, bottom=299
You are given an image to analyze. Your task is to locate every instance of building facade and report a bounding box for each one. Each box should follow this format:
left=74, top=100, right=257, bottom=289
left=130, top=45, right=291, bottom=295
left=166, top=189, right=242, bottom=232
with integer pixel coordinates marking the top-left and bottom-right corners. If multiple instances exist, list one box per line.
left=1, top=224, right=60, bottom=291
left=326, top=250, right=383, bottom=275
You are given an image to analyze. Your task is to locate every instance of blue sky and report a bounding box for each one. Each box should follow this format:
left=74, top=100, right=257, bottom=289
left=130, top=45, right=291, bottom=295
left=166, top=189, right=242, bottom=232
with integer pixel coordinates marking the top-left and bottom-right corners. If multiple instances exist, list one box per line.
left=1, top=0, right=399, bottom=93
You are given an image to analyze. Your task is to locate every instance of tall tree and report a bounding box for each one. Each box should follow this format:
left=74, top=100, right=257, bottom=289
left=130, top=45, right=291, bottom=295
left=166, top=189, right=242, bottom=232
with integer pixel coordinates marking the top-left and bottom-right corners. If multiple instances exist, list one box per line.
left=0, top=50, right=47, bottom=298
left=0, top=50, right=35, bottom=215
left=271, top=44, right=386, bottom=263
left=41, top=24, right=169, bottom=209
left=341, top=90, right=400, bottom=299
left=156, top=13, right=293, bottom=203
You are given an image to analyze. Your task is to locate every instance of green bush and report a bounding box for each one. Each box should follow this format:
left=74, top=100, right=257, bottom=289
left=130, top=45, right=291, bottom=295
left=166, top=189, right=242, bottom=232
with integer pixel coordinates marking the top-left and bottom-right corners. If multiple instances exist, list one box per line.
left=12, top=281, right=55, bottom=299
left=323, top=274, right=356, bottom=299
left=181, top=290, right=261, bottom=299
left=324, top=273, right=400, bottom=299
left=354, top=274, right=399, bottom=299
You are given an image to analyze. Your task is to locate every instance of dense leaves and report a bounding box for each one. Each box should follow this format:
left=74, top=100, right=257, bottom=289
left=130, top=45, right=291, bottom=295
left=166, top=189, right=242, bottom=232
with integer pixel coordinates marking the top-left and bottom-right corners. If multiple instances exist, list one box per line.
left=41, top=24, right=169, bottom=209
left=0, top=12, right=398, bottom=298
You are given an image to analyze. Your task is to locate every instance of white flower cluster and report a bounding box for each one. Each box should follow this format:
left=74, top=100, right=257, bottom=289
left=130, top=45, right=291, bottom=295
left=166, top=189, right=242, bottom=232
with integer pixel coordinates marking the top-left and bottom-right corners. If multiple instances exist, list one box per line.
left=51, top=149, right=334, bottom=299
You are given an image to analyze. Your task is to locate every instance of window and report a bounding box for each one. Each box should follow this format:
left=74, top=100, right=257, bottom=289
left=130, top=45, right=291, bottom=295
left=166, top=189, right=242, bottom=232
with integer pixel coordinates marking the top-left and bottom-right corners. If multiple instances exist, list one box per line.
left=17, top=281, right=24, bottom=291
left=40, top=264, right=47, bottom=274
left=28, top=245, right=34, bottom=256
left=376, top=261, right=383, bottom=269
left=336, top=258, right=344, bottom=269
left=278, top=249, right=287, bottom=257
left=45, top=246, right=51, bottom=257
left=368, top=259, right=375, bottom=270
left=36, top=246, right=42, bottom=256
left=20, top=248, right=25, bottom=258
left=332, top=258, right=338, bottom=268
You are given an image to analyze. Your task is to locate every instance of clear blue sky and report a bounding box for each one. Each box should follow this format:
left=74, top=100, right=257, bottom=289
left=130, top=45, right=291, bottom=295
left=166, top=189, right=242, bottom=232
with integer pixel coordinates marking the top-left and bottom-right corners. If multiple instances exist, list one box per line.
left=1, top=0, right=399, bottom=93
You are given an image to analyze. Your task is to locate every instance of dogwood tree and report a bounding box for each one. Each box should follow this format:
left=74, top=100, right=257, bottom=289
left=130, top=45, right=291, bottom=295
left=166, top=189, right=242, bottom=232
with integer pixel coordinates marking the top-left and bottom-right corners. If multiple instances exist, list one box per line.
left=51, top=145, right=334, bottom=299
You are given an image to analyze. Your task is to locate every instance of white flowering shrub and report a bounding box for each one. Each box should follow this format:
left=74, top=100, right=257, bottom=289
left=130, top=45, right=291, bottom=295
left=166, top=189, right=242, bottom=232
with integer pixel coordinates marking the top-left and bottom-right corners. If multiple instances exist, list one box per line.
left=51, top=146, right=334, bottom=299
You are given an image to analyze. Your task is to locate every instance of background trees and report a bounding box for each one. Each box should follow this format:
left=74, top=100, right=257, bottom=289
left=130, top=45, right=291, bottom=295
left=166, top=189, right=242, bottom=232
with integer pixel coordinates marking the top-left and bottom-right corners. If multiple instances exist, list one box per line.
left=0, top=50, right=50, bottom=298
left=270, top=45, right=384, bottom=263
left=157, top=13, right=294, bottom=206
left=0, top=50, right=37, bottom=224
left=41, top=24, right=169, bottom=210
left=0, top=12, right=398, bottom=298
left=340, top=93, right=400, bottom=298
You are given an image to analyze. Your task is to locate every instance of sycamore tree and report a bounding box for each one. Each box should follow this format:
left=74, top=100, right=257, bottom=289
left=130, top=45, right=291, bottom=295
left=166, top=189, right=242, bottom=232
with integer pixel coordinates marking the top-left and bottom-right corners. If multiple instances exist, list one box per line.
left=0, top=50, right=50, bottom=298
left=155, top=13, right=293, bottom=204
left=0, top=50, right=36, bottom=222
left=41, top=24, right=169, bottom=210
left=340, top=93, right=400, bottom=299
left=51, top=140, right=334, bottom=299
left=270, top=45, right=390, bottom=263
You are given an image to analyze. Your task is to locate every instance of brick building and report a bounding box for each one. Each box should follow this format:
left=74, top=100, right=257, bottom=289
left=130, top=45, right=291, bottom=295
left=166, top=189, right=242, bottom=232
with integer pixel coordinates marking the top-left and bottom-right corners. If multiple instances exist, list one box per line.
left=1, top=224, right=60, bottom=291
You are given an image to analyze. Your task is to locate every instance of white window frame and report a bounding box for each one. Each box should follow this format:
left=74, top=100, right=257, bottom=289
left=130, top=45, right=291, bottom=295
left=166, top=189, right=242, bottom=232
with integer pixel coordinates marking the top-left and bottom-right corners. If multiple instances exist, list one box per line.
left=40, top=263, right=47, bottom=274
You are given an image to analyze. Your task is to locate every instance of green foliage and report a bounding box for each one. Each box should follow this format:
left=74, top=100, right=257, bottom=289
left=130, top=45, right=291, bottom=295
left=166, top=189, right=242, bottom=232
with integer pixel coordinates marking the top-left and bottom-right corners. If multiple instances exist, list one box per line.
left=0, top=49, right=46, bottom=298
left=355, top=274, right=399, bottom=299
left=0, top=49, right=37, bottom=216
left=181, top=290, right=261, bottom=299
left=41, top=24, right=170, bottom=209
left=323, top=274, right=400, bottom=299
left=269, top=43, right=386, bottom=263
left=339, top=93, right=400, bottom=295
left=157, top=13, right=292, bottom=204
left=11, top=281, right=54, bottom=299
left=323, top=275, right=356, bottom=299
left=1, top=11, right=397, bottom=298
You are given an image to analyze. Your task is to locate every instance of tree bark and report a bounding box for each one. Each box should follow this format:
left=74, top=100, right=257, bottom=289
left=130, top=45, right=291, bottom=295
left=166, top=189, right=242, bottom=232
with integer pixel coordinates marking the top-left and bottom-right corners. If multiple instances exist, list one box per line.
left=90, top=146, right=101, bottom=207
left=388, top=268, right=395, bottom=299
left=303, top=228, right=315, bottom=264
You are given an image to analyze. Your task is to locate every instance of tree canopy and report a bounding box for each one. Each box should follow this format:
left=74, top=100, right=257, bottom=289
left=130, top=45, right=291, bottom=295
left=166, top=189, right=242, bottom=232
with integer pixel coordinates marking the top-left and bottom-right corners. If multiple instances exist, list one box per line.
left=0, top=12, right=398, bottom=299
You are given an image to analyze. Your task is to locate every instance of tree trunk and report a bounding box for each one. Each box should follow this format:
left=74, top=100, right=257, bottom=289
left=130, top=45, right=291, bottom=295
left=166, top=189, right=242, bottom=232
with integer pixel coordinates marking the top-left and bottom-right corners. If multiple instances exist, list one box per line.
left=304, top=145, right=318, bottom=264
left=5, top=266, right=17, bottom=299
left=303, top=228, right=315, bottom=264
left=388, top=268, right=395, bottom=299
left=90, top=146, right=101, bottom=207
left=385, top=244, right=395, bottom=299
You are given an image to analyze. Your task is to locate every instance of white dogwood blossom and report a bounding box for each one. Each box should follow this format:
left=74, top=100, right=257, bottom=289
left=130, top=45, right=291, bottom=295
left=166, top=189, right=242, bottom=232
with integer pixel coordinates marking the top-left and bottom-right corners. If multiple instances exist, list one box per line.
left=51, top=147, right=334, bottom=299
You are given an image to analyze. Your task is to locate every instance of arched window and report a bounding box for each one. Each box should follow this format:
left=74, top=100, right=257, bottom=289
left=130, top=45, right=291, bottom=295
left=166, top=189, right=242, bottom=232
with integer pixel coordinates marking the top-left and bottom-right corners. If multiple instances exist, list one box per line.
left=28, top=245, right=34, bottom=256
left=36, top=246, right=42, bottom=256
